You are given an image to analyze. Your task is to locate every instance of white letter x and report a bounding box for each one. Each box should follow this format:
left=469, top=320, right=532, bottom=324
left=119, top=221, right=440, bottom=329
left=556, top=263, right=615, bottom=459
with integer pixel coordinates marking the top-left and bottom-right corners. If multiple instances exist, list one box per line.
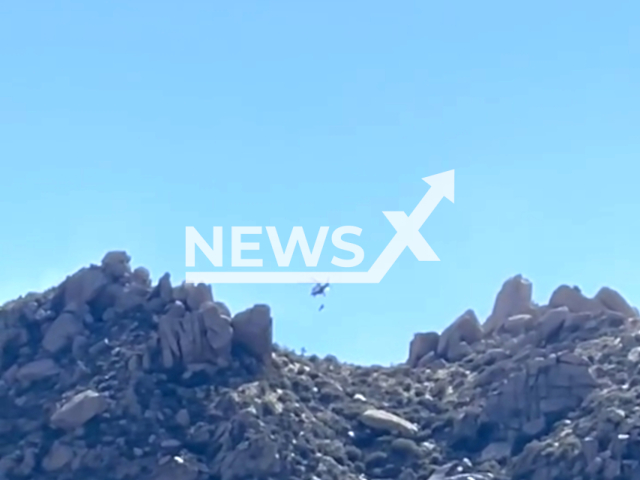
left=382, top=211, right=439, bottom=261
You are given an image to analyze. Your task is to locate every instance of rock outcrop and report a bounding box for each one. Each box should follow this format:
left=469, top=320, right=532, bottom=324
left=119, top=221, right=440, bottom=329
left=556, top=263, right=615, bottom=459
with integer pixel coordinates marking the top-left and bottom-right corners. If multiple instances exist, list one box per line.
left=1, top=252, right=640, bottom=480
left=483, top=274, right=536, bottom=334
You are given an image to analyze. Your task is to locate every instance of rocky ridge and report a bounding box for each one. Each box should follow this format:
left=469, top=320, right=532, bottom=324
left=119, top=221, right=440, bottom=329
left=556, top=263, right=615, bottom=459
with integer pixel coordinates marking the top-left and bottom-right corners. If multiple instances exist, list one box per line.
left=1, top=254, right=640, bottom=479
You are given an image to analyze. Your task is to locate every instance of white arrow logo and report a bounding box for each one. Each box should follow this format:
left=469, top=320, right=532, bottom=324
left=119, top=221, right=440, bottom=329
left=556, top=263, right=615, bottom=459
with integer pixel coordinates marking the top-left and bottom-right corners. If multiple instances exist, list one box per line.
left=366, top=169, right=454, bottom=281
left=186, top=169, right=454, bottom=284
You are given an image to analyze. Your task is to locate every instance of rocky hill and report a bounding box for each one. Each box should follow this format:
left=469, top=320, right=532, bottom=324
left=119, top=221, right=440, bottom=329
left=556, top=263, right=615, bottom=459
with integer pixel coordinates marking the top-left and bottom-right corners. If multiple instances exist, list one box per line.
left=1, top=252, right=640, bottom=480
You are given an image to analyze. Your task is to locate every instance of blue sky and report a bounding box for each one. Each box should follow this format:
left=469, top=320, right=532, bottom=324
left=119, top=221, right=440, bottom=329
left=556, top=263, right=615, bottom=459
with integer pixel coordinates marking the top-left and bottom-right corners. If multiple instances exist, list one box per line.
left=1, top=1, right=638, bottom=365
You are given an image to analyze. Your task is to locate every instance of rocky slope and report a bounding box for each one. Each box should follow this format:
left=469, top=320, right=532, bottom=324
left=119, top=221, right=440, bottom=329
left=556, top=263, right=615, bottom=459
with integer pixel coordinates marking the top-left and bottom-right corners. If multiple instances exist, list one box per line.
left=1, top=253, right=640, bottom=480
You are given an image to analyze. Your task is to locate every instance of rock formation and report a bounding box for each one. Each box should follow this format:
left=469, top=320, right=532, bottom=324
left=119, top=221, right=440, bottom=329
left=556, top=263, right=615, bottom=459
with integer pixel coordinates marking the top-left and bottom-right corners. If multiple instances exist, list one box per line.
left=1, top=255, right=639, bottom=479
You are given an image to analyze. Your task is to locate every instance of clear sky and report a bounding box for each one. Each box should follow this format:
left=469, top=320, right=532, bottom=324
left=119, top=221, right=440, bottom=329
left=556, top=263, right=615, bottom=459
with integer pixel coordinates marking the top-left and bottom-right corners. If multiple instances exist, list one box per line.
left=1, top=2, right=638, bottom=365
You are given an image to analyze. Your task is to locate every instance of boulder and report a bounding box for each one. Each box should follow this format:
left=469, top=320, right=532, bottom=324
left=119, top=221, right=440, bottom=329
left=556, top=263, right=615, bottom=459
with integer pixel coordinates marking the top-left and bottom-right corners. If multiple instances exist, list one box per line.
left=101, top=250, right=132, bottom=280
left=150, top=272, right=174, bottom=303
left=200, top=301, right=233, bottom=360
left=50, top=390, right=108, bottom=431
left=41, top=441, right=75, bottom=472
left=437, top=309, right=482, bottom=361
left=407, top=331, right=440, bottom=367
left=16, top=359, right=60, bottom=385
left=499, top=314, right=536, bottom=336
left=548, top=285, right=605, bottom=314
left=483, top=352, right=598, bottom=443
left=483, top=274, right=535, bottom=334
left=359, top=409, right=418, bottom=437
left=60, top=266, right=109, bottom=308
left=185, top=283, right=214, bottom=312
left=131, top=266, right=151, bottom=287
left=594, top=286, right=636, bottom=318
left=214, top=301, right=232, bottom=318
left=158, top=300, right=233, bottom=369
left=231, top=305, right=273, bottom=362
left=537, top=306, right=570, bottom=343
left=42, top=304, right=87, bottom=354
